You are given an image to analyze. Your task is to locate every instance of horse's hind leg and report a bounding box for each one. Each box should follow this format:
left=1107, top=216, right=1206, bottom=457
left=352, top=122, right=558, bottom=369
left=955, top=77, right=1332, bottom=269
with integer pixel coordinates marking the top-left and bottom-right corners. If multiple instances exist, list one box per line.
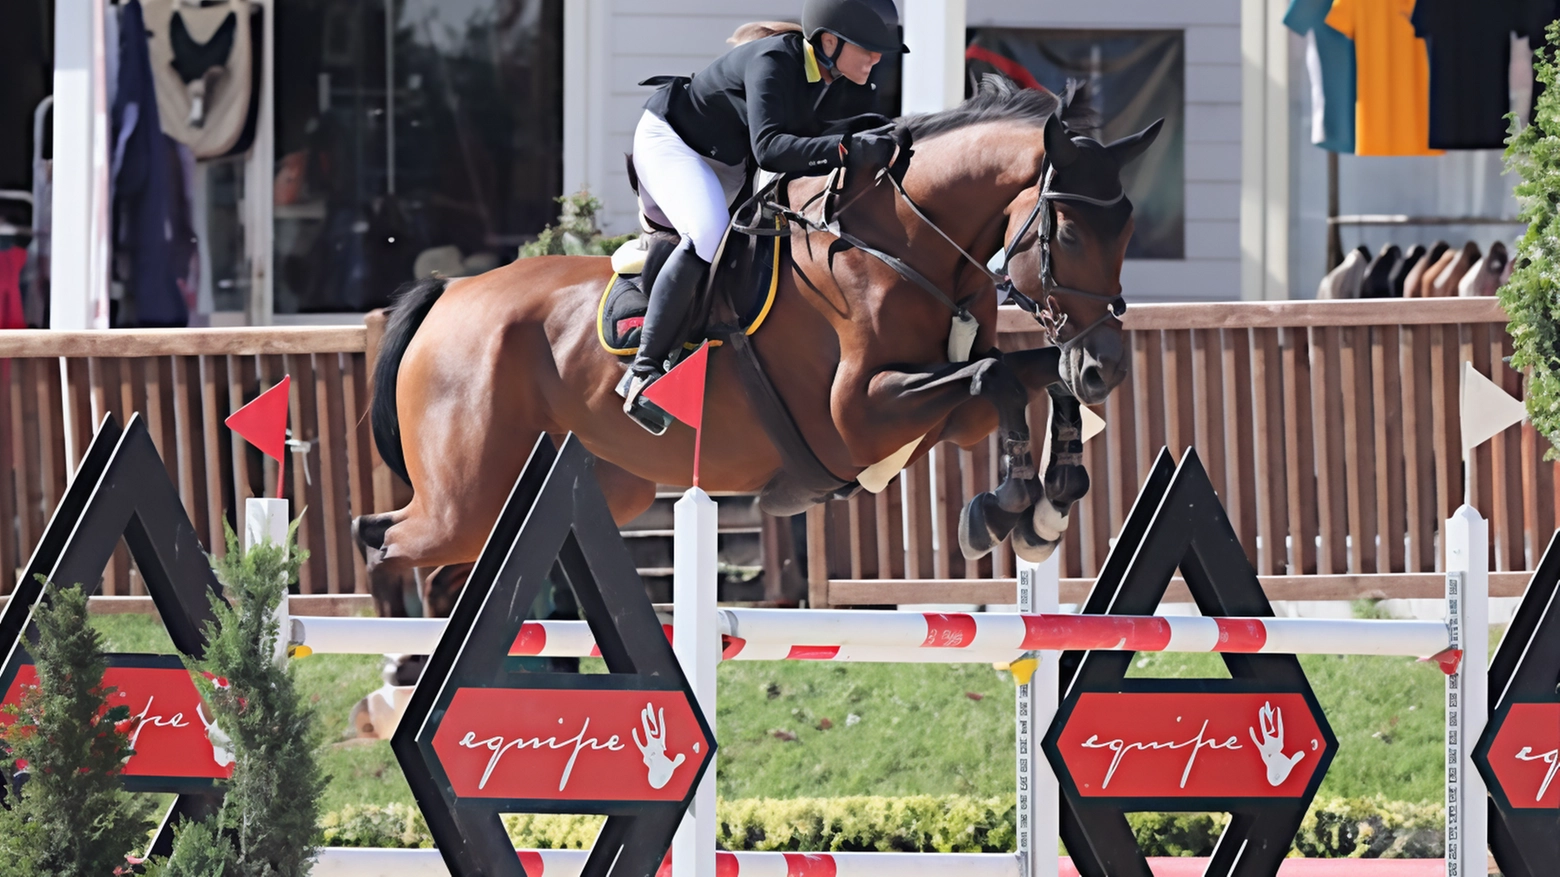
left=353, top=510, right=419, bottom=616
left=372, top=455, right=658, bottom=576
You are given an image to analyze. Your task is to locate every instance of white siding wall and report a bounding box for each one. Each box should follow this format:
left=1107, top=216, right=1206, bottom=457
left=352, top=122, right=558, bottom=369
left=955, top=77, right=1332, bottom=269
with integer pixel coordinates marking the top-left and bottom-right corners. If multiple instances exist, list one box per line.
left=572, top=0, right=1243, bottom=302
left=580, top=1, right=788, bottom=235
left=969, top=0, right=1242, bottom=301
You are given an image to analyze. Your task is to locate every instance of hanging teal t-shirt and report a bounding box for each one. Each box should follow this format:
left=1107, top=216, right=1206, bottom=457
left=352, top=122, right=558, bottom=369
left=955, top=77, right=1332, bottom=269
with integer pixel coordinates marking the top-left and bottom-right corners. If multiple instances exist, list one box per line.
left=1284, top=0, right=1357, bottom=153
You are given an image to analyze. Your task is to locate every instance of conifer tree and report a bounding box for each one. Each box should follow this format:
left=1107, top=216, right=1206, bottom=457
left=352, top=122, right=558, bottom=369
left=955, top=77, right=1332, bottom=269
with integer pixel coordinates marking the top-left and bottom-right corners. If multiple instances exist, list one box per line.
left=1504, top=22, right=1560, bottom=455
left=151, top=522, right=326, bottom=877
left=0, top=582, right=155, bottom=876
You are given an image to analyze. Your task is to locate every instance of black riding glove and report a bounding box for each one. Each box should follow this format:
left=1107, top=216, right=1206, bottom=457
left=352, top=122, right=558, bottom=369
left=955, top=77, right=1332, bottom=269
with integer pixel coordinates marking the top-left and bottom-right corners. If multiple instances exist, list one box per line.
left=845, top=130, right=897, bottom=172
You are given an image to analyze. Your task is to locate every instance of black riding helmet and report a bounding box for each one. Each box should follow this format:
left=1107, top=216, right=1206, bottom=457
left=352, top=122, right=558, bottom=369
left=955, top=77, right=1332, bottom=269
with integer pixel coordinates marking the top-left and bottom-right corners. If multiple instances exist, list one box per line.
left=802, top=0, right=909, bottom=56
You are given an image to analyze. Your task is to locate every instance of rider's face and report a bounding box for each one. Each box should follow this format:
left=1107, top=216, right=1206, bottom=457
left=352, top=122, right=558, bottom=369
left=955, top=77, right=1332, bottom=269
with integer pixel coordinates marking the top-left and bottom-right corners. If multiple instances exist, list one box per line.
left=820, top=34, right=882, bottom=86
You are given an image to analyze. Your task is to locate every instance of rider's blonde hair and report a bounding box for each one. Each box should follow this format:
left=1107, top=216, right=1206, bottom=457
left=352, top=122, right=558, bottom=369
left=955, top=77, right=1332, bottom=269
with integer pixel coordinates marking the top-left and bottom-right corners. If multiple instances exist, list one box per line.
left=728, top=21, right=804, bottom=45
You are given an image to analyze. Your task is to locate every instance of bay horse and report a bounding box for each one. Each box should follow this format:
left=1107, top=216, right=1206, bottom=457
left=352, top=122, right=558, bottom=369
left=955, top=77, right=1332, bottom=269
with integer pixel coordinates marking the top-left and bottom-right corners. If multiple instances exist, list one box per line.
left=355, top=78, right=1160, bottom=608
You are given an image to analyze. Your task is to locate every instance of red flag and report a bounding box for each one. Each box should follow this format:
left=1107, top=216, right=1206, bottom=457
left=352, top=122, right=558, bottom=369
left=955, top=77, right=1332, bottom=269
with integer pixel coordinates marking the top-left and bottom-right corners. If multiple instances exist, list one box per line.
left=226, top=376, right=291, bottom=497
left=641, top=343, right=710, bottom=486
left=642, top=343, right=709, bottom=431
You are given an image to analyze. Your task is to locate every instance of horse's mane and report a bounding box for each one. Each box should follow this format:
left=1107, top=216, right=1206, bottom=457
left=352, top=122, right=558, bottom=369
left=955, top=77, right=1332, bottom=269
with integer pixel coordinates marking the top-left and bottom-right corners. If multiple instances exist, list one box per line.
left=898, top=76, right=1132, bottom=238
left=898, top=75, right=1099, bottom=141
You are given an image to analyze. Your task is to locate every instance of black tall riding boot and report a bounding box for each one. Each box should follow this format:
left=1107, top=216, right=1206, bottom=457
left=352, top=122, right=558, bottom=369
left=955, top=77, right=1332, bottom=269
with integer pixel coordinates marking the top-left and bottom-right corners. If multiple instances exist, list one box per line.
left=618, top=236, right=710, bottom=435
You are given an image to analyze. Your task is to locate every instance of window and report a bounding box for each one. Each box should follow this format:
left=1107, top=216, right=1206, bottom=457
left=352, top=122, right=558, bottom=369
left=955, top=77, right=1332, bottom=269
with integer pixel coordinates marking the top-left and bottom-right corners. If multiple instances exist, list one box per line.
left=271, top=0, right=564, bottom=313
left=965, top=28, right=1185, bottom=260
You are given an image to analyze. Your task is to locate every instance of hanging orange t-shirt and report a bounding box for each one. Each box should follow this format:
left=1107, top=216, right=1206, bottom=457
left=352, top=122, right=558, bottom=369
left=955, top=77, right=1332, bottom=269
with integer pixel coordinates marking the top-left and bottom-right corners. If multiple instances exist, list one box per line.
left=1325, top=0, right=1442, bottom=156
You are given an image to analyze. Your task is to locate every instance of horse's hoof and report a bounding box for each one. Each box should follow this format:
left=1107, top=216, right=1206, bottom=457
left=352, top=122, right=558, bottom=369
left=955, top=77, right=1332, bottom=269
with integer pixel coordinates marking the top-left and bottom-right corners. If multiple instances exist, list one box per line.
left=959, top=501, right=996, bottom=560
left=959, top=493, right=1021, bottom=560
left=1032, top=500, right=1069, bottom=543
left=1012, top=513, right=1060, bottom=564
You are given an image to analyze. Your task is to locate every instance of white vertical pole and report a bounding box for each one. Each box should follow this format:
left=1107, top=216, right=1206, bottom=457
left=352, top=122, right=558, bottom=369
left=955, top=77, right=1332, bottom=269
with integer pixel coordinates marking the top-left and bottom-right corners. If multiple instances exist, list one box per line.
left=562, top=0, right=612, bottom=225
left=244, top=0, right=276, bottom=326
left=1239, top=0, right=1289, bottom=301
left=900, top=0, right=967, bottom=115
left=562, top=0, right=590, bottom=198
left=1261, top=0, right=1290, bottom=302
left=246, top=497, right=291, bottom=666
left=1015, top=552, right=1060, bottom=877
left=672, top=487, right=718, bottom=877
left=1444, top=506, right=1488, bottom=877
left=50, top=0, right=111, bottom=330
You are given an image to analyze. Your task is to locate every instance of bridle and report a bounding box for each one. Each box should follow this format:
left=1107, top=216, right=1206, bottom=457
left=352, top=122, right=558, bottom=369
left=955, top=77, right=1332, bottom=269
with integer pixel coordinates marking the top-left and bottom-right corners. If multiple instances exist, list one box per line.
left=733, top=135, right=1128, bottom=353
left=994, top=156, right=1128, bottom=352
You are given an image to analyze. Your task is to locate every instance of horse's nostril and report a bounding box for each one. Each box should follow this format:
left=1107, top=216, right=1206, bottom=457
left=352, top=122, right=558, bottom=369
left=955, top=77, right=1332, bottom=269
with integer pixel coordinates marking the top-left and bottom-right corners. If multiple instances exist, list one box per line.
left=1081, top=365, right=1107, bottom=395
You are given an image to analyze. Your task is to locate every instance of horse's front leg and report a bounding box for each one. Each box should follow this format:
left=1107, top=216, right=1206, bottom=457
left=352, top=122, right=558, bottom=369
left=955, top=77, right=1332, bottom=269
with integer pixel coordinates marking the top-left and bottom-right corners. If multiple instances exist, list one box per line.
left=835, top=354, right=1040, bottom=560
left=1010, top=385, right=1088, bottom=563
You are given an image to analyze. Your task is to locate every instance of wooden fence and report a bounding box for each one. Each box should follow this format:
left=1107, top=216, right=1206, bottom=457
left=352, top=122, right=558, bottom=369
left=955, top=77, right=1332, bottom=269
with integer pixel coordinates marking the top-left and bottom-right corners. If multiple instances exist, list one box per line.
left=0, top=327, right=405, bottom=597
left=0, top=299, right=1544, bottom=610
left=807, top=298, right=1550, bottom=607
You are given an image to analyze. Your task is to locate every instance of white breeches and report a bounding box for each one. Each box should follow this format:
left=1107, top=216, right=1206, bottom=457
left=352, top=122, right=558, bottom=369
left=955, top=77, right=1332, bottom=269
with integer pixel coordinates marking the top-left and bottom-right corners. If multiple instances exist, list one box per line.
left=632, top=110, right=747, bottom=262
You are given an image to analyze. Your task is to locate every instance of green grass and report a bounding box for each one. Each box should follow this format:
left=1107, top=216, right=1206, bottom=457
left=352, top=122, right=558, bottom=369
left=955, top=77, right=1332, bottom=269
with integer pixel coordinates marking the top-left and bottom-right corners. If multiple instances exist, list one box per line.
left=712, top=661, right=1017, bottom=799
left=87, top=613, right=1460, bottom=813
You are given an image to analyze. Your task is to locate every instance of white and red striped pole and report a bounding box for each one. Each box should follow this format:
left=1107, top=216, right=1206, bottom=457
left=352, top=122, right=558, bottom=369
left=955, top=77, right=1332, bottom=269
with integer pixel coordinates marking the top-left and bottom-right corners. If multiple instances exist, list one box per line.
left=713, top=610, right=1450, bottom=660
left=289, top=611, right=1454, bottom=661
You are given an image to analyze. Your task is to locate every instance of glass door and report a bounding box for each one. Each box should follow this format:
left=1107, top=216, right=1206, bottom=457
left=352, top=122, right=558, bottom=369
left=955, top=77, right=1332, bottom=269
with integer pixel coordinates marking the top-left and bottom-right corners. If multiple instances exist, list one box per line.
left=271, top=0, right=562, bottom=315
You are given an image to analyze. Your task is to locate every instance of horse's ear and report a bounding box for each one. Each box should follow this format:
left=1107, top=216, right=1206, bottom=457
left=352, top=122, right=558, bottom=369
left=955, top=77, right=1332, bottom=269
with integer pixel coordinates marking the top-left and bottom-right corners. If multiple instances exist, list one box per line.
left=1044, top=114, right=1080, bottom=168
left=1105, top=118, right=1164, bottom=167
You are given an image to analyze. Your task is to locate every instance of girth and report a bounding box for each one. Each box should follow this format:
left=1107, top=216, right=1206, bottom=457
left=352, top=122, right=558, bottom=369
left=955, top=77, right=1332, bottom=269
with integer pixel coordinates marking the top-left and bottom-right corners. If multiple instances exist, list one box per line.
left=704, top=191, right=853, bottom=498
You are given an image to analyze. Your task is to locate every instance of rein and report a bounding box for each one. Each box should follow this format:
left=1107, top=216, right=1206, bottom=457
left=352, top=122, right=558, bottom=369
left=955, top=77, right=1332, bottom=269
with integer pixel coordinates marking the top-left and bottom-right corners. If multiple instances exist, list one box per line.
left=733, top=143, right=1128, bottom=353
left=732, top=169, right=972, bottom=321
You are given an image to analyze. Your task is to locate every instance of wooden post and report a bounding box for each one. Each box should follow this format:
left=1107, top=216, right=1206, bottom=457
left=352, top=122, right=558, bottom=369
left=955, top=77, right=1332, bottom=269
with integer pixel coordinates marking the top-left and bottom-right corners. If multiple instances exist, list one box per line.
left=806, top=505, right=829, bottom=609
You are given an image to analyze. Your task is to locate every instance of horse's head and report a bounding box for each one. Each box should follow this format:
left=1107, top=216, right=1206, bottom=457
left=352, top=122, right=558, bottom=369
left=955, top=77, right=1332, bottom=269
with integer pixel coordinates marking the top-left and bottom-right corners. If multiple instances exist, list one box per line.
left=1000, top=110, right=1162, bottom=405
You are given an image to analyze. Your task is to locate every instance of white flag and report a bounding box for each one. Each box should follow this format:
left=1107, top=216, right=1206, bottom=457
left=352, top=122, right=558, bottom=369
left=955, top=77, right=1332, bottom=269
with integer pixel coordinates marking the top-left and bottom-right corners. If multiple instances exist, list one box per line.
left=1461, top=361, right=1527, bottom=456
left=1081, top=405, right=1106, bottom=443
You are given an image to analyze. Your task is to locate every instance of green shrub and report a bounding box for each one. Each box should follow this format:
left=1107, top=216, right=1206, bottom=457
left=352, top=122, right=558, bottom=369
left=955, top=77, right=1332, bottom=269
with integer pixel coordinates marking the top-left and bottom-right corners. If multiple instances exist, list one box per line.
left=1503, top=21, right=1560, bottom=456
left=1294, top=796, right=1444, bottom=858
left=0, top=583, right=155, bottom=877
left=1128, top=811, right=1228, bottom=857
left=716, top=795, right=1015, bottom=853
left=149, top=523, right=326, bottom=877
left=316, top=795, right=1443, bottom=857
left=518, top=191, right=637, bottom=259
left=320, top=803, right=431, bottom=849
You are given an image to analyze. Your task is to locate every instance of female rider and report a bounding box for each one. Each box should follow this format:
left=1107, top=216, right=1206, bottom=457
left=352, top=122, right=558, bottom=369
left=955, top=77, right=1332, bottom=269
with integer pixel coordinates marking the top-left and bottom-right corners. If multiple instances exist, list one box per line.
left=620, top=0, right=908, bottom=434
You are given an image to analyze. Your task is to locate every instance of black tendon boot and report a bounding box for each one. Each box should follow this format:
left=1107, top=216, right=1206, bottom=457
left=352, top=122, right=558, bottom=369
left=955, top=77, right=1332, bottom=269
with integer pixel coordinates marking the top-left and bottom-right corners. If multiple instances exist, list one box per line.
left=617, top=236, right=710, bottom=434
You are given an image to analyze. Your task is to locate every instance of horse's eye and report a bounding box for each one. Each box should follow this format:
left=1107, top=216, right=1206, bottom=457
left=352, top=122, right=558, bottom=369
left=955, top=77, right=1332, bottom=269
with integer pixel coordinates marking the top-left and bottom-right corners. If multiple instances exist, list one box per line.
left=1056, top=221, right=1084, bottom=254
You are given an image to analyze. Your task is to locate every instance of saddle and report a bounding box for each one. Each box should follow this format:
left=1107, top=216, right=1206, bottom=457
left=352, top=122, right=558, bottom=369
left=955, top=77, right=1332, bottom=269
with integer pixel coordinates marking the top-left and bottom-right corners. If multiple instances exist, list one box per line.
left=598, top=163, right=785, bottom=362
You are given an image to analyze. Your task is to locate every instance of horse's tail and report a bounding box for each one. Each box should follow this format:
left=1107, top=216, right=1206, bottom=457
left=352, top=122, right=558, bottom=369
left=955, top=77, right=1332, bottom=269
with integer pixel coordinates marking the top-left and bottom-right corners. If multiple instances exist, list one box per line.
left=371, top=276, right=449, bottom=487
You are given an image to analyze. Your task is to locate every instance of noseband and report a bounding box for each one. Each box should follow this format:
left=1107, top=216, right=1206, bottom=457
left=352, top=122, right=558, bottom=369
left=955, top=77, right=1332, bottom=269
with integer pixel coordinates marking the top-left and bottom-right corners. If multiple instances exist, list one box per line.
left=997, top=157, right=1128, bottom=352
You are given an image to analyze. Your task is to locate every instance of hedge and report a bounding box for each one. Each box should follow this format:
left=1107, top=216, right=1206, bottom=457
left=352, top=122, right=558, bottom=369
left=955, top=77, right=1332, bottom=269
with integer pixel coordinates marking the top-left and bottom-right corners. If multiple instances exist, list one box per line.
left=320, top=795, right=1444, bottom=858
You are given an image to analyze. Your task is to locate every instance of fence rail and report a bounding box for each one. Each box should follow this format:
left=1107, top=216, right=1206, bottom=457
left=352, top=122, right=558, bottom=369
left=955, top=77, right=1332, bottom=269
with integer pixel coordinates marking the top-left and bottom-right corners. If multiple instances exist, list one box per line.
left=809, top=298, right=1542, bottom=606
left=0, top=326, right=406, bottom=597
left=0, top=299, right=1538, bottom=609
